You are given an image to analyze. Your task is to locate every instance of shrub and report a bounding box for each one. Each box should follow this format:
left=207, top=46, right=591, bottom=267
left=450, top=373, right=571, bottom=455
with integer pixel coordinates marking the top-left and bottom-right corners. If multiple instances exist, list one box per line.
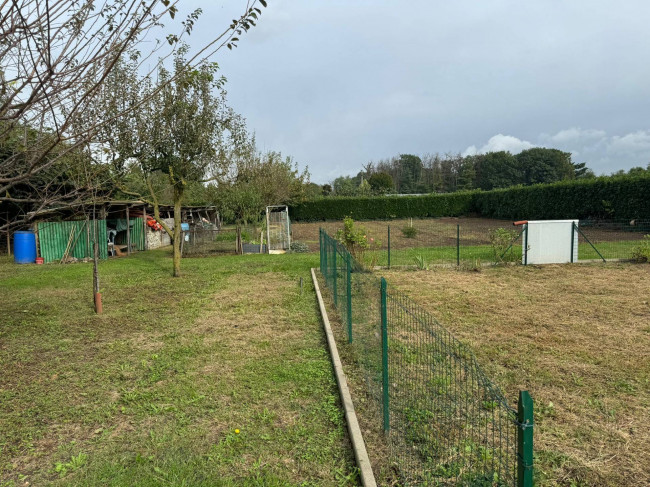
left=631, top=235, right=650, bottom=262
left=413, top=255, right=428, bottom=270
left=489, top=227, right=520, bottom=262
left=401, top=225, right=418, bottom=238
left=335, top=216, right=380, bottom=267
left=290, top=241, right=310, bottom=253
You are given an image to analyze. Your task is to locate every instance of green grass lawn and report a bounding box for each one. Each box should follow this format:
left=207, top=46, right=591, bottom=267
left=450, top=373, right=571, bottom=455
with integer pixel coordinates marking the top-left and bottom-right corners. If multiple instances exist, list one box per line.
left=377, top=240, right=643, bottom=267
left=0, top=251, right=358, bottom=486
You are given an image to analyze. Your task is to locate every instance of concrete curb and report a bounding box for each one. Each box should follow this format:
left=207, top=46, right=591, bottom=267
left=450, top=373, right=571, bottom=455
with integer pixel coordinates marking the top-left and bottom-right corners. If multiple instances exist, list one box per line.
left=311, top=268, right=377, bottom=487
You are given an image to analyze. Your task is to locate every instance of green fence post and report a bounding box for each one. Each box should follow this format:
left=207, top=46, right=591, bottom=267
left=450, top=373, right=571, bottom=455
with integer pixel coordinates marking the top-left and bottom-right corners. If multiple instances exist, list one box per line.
left=456, top=224, right=460, bottom=266
left=346, top=253, right=353, bottom=343
left=575, top=224, right=606, bottom=263
left=323, top=232, right=328, bottom=280
left=517, top=390, right=534, bottom=487
left=380, top=277, right=389, bottom=432
left=387, top=225, right=391, bottom=269
left=524, top=224, right=529, bottom=266
left=570, top=223, right=575, bottom=264
left=333, top=243, right=338, bottom=308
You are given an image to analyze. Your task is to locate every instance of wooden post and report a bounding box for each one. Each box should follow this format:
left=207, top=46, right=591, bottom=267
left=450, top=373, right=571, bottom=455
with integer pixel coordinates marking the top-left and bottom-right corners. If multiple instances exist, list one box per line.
left=34, top=223, right=40, bottom=258
left=286, top=206, right=291, bottom=250
left=126, top=205, right=131, bottom=256
left=92, top=213, right=102, bottom=314
left=266, top=207, right=271, bottom=254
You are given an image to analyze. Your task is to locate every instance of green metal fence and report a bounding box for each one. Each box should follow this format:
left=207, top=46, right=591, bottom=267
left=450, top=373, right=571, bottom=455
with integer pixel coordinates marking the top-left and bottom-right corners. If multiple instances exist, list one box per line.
left=312, top=217, right=648, bottom=268
left=320, top=229, right=534, bottom=486
left=37, top=219, right=108, bottom=263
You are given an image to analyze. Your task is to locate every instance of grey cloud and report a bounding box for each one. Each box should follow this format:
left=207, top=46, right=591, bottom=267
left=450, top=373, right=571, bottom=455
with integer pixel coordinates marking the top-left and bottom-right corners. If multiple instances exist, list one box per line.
left=465, top=128, right=650, bottom=174
left=178, top=1, right=650, bottom=183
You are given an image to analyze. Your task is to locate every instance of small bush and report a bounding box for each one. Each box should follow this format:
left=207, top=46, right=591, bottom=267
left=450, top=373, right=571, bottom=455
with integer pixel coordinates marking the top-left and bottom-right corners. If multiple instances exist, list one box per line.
left=335, top=216, right=380, bottom=267
left=290, top=241, right=310, bottom=253
left=413, top=255, right=428, bottom=270
left=401, top=225, right=419, bottom=238
left=631, top=235, right=650, bottom=262
left=489, top=227, right=519, bottom=262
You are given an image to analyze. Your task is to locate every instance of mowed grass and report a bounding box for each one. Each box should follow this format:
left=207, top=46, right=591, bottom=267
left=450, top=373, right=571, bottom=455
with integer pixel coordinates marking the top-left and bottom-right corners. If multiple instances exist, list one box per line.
left=0, top=251, right=358, bottom=486
left=383, top=263, right=650, bottom=487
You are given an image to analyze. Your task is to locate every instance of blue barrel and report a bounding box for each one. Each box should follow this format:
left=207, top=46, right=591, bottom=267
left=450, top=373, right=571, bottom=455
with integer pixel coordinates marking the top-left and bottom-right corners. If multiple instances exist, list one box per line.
left=14, top=231, right=37, bottom=264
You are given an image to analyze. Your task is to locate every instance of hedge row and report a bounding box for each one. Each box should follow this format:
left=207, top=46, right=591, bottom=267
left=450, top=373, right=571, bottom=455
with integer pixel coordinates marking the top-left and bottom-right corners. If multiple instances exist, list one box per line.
left=289, top=191, right=475, bottom=221
left=290, top=176, right=650, bottom=221
left=472, top=176, right=650, bottom=220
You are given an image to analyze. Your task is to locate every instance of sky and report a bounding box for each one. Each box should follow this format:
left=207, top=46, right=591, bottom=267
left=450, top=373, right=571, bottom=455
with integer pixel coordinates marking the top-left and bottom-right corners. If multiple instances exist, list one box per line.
left=174, top=1, right=650, bottom=183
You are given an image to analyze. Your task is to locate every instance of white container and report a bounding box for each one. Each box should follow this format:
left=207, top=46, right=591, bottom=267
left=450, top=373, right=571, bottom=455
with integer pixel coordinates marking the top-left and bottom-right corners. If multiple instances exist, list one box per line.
left=524, top=220, right=578, bottom=264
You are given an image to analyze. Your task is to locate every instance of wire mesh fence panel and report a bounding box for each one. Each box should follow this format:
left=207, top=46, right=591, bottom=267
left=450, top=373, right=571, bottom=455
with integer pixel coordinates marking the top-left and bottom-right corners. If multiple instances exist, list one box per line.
left=267, top=207, right=291, bottom=252
left=319, top=229, right=529, bottom=486
left=321, top=229, right=385, bottom=416
left=577, top=219, right=650, bottom=261
left=350, top=270, right=384, bottom=417
left=350, top=217, right=523, bottom=268
left=385, top=283, right=518, bottom=486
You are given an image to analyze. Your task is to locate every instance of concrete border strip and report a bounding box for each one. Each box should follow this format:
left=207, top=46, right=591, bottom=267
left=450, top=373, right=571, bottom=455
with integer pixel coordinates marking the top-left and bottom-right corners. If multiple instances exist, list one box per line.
left=311, top=268, right=377, bottom=487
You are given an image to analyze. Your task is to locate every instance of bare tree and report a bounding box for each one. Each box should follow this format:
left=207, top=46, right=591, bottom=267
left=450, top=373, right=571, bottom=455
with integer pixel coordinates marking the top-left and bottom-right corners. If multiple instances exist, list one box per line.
left=0, top=0, right=268, bottom=231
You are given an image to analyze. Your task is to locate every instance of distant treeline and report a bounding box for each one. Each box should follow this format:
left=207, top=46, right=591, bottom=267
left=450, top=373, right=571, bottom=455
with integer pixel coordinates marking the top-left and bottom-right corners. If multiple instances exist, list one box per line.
left=323, top=149, right=649, bottom=197
left=291, top=174, right=650, bottom=222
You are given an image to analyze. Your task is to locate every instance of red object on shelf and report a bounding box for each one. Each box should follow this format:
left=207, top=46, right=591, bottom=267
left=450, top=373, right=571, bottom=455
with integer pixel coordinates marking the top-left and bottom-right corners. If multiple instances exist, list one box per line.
left=146, top=216, right=163, bottom=231
left=35, top=257, right=44, bottom=265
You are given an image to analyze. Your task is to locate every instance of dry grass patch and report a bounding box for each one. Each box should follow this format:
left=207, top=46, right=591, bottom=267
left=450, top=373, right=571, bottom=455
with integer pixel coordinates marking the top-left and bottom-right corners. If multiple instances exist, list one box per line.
left=384, top=263, right=649, bottom=486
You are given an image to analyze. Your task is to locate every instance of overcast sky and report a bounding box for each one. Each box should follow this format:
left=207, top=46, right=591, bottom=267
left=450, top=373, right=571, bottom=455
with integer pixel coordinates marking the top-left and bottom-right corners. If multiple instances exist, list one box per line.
left=177, top=1, right=650, bottom=183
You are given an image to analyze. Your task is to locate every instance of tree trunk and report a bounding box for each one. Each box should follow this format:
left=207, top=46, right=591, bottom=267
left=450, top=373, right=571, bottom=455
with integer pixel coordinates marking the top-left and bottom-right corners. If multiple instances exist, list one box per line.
left=236, top=225, right=242, bottom=255
left=172, top=186, right=183, bottom=277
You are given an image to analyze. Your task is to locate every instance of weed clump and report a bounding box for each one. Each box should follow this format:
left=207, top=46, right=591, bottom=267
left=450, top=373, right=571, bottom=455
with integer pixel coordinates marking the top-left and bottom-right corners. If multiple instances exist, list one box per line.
left=631, top=235, right=650, bottom=262
left=489, top=228, right=519, bottom=262
left=401, top=225, right=418, bottom=238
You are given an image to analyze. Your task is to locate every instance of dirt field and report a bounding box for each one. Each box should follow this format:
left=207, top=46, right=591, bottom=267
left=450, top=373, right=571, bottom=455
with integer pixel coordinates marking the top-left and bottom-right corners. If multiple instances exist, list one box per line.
left=292, top=217, right=510, bottom=251
left=381, top=263, right=650, bottom=486
left=293, top=217, right=648, bottom=263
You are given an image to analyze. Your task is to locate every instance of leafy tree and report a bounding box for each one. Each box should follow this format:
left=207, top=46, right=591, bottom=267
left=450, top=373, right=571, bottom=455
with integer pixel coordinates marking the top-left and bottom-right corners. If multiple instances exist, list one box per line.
left=215, top=145, right=308, bottom=252
left=456, top=157, right=477, bottom=190
left=0, top=0, right=267, bottom=232
left=99, top=47, right=246, bottom=276
left=368, top=172, right=394, bottom=194
left=321, top=184, right=333, bottom=196
left=333, top=176, right=358, bottom=196
left=572, top=161, right=594, bottom=179
left=304, top=183, right=324, bottom=200
left=516, top=148, right=574, bottom=185
left=398, top=154, right=424, bottom=193
left=474, top=151, right=522, bottom=190
left=357, top=179, right=372, bottom=196
left=627, top=164, right=650, bottom=177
